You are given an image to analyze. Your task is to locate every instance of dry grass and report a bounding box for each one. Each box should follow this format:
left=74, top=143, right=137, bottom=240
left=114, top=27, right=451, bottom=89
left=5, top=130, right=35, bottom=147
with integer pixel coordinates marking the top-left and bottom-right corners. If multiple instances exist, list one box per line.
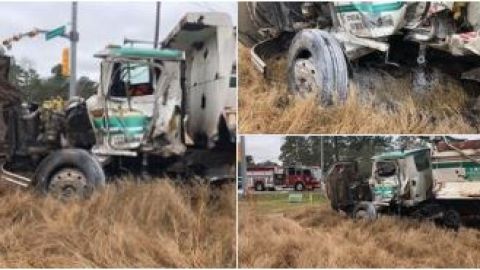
left=239, top=201, right=480, bottom=268
left=239, top=45, right=479, bottom=134
left=0, top=180, right=235, bottom=267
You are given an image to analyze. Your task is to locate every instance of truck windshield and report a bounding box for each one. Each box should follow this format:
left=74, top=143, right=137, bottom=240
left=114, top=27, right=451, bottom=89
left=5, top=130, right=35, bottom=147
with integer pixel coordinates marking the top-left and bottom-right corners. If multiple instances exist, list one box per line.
left=376, top=161, right=396, bottom=177
left=109, top=63, right=153, bottom=97
left=126, top=64, right=150, bottom=85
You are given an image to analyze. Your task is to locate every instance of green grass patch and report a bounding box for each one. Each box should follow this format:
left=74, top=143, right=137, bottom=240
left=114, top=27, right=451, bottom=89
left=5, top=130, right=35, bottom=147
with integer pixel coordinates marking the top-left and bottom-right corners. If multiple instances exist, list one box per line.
left=241, top=192, right=327, bottom=215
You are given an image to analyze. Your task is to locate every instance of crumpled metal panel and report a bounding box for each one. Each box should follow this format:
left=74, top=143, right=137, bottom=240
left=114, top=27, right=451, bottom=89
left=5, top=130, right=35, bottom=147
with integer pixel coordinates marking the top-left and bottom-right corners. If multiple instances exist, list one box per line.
left=163, top=12, right=236, bottom=147
left=87, top=59, right=185, bottom=157
left=248, top=2, right=305, bottom=33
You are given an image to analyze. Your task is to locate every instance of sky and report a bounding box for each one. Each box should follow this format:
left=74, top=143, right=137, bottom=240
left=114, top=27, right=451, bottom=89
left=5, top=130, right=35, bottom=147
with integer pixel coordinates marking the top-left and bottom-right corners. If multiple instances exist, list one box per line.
left=245, top=135, right=285, bottom=164
left=0, top=1, right=237, bottom=80
left=245, top=135, right=480, bottom=165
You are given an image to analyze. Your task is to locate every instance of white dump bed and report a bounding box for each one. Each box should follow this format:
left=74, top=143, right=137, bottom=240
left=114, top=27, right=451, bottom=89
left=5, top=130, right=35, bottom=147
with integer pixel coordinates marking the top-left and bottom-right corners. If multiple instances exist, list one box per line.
left=432, top=146, right=480, bottom=199
left=162, top=12, right=236, bottom=146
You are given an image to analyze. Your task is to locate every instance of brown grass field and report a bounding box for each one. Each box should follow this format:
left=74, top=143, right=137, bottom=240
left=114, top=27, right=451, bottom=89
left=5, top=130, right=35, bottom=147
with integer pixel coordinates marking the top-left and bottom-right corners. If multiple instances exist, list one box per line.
left=0, top=180, right=235, bottom=267
left=239, top=193, right=480, bottom=268
left=239, top=45, right=479, bottom=134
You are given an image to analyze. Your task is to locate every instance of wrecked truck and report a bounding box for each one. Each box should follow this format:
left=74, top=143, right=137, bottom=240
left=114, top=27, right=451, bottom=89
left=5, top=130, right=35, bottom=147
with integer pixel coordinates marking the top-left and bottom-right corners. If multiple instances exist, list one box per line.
left=0, top=12, right=237, bottom=199
left=239, top=2, right=480, bottom=105
left=326, top=138, right=480, bottom=230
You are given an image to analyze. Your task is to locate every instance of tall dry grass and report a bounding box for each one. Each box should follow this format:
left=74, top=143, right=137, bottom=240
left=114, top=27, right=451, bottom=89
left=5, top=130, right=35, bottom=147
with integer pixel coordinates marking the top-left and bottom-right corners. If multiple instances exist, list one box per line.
left=239, top=202, right=480, bottom=268
left=239, top=45, right=478, bottom=134
left=0, top=180, right=235, bottom=267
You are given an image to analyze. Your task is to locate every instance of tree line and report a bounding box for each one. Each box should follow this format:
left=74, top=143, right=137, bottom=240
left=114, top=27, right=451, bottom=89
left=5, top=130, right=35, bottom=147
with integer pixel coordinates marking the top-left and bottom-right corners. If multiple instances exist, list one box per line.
left=8, top=59, right=97, bottom=103
left=246, top=136, right=433, bottom=178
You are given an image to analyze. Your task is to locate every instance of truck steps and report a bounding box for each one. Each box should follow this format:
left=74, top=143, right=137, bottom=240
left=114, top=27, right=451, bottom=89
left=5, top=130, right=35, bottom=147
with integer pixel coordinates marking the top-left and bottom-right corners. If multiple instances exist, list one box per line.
left=0, top=162, right=31, bottom=187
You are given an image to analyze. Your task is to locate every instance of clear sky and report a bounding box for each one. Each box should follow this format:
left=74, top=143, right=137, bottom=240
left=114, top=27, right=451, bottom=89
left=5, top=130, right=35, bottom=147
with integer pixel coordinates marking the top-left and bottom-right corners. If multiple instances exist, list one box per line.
left=245, top=135, right=480, bottom=164
left=0, top=1, right=237, bottom=80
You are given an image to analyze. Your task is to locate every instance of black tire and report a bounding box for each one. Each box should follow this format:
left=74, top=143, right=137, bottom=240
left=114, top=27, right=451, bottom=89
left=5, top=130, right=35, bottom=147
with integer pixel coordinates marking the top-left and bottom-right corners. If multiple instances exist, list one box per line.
left=352, top=201, right=377, bottom=221
left=294, top=182, right=304, bottom=192
left=287, top=29, right=349, bottom=106
left=442, top=209, right=461, bottom=231
left=255, top=182, right=265, bottom=192
left=34, top=149, right=105, bottom=200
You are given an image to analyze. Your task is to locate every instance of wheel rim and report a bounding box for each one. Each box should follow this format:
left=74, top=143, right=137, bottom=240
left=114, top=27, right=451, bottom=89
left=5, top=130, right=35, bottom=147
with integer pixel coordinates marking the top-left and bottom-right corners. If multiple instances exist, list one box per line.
left=297, top=183, right=303, bottom=191
left=355, top=209, right=368, bottom=220
left=49, top=168, right=88, bottom=200
left=444, top=210, right=460, bottom=228
left=293, top=58, right=322, bottom=98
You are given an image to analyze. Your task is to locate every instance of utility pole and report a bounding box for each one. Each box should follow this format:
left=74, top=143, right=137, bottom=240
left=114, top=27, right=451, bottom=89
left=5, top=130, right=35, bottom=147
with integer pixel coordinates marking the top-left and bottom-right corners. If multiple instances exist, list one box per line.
left=240, top=136, right=248, bottom=197
left=153, top=2, right=161, bottom=49
left=70, top=1, right=78, bottom=98
left=320, top=136, right=324, bottom=179
left=320, top=136, right=325, bottom=194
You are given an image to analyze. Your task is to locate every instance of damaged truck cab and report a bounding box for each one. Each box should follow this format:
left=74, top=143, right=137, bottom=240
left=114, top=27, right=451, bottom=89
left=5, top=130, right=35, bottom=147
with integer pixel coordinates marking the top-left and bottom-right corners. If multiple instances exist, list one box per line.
left=87, top=47, right=187, bottom=159
left=0, top=12, right=236, bottom=199
left=369, top=149, right=433, bottom=207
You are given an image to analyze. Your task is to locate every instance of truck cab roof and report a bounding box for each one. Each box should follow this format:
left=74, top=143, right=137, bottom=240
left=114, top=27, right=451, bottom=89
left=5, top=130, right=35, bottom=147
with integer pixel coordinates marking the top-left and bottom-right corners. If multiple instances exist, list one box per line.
left=373, top=148, right=430, bottom=161
left=94, top=46, right=185, bottom=61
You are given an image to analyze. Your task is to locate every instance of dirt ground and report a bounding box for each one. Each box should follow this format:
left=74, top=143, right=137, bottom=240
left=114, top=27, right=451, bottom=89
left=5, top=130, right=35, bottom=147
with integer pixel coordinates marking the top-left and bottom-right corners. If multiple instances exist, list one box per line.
left=239, top=45, right=480, bottom=134
left=239, top=193, right=480, bottom=268
left=0, top=180, right=235, bottom=268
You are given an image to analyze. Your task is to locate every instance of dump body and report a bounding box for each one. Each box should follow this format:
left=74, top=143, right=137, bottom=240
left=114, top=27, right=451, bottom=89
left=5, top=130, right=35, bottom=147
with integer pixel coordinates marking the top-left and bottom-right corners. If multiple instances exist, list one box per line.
left=432, top=140, right=480, bottom=199
left=163, top=12, right=237, bottom=147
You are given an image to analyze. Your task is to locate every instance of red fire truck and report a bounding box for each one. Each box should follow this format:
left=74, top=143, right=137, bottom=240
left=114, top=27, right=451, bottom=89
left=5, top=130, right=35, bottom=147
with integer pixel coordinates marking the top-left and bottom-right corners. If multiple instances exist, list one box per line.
left=247, top=165, right=321, bottom=191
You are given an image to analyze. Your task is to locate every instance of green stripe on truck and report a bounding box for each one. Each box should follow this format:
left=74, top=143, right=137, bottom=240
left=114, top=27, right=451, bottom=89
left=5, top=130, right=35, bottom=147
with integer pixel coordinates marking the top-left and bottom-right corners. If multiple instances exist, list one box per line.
left=336, top=2, right=404, bottom=13
left=93, top=115, right=150, bottom=135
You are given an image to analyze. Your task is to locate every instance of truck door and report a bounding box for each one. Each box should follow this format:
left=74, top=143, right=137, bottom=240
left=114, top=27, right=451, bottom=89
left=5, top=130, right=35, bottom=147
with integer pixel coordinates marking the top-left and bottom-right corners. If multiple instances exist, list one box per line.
left=411, top=150, right=433, bottom=201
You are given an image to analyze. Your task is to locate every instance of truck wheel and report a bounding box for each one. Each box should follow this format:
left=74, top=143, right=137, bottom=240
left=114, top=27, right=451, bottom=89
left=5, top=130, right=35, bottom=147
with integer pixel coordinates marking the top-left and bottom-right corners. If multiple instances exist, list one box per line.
left=352, top=202, right=377, bottom=221
left=287, top=29, right=349, bottom=106
left=294, top=182, right=304, bottom=192
left=442, top=209, right=461, bottom=231
left=34, top=149, right=105, bottom=200
left=255, top=182, right=264, bottom=192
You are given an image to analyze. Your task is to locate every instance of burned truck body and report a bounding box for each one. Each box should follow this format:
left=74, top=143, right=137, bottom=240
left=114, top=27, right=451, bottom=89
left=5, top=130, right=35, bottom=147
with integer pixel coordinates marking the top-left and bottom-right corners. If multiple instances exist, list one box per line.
left=240, top=2, right=480, bottom=105
left=0, top=12, right=236, bottom=199
left=0, top=55, right=19, bottom=154
left=326, top=138, right=480, bottom=229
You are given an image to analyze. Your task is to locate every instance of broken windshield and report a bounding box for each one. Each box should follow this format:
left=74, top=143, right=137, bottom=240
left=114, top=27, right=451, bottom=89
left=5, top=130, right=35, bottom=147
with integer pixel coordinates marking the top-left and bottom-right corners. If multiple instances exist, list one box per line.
left=109, top=63, right=153, bottom=97
left=376, top=161, right=396, bottom=177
